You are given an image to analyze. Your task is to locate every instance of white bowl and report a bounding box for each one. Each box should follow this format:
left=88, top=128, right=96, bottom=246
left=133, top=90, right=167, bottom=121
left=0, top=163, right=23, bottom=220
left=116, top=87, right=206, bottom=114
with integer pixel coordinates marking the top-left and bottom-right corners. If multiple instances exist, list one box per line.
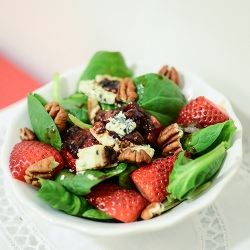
left=1, top=65, right=243, bottom=236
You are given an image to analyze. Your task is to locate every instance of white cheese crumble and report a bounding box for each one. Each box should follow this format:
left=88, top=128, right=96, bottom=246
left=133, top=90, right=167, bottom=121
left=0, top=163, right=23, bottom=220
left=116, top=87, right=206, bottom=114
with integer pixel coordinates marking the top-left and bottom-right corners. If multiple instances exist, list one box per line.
left=78, top=74, right=121, bottom=105
left=105, top=111, right=136, bottom=137
left=76, top=145, right=108, bottom=171
left=90, top=128, right=120, bottom=151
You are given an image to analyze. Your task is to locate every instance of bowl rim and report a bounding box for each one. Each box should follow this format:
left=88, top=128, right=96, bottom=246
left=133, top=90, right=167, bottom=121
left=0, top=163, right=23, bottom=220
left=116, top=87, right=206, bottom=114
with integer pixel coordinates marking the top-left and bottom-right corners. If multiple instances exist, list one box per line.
left=1, top=66, right=243, bottom=236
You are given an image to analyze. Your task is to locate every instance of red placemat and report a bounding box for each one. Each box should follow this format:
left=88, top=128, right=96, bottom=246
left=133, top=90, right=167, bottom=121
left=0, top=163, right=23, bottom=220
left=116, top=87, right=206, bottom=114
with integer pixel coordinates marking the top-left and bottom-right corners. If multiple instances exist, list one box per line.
left=0, top=55, right=42, bottom=109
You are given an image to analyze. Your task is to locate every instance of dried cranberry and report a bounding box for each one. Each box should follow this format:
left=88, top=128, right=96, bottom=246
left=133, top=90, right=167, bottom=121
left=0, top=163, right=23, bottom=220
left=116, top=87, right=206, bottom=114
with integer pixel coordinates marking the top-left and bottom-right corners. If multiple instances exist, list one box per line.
left=62, top=126, right=99, bottom=158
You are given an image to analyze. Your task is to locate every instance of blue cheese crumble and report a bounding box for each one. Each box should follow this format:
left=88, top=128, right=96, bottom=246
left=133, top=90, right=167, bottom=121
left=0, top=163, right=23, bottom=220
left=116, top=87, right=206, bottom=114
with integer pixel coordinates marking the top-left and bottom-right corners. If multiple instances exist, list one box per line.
left=106, top=111, right=136, bottom=137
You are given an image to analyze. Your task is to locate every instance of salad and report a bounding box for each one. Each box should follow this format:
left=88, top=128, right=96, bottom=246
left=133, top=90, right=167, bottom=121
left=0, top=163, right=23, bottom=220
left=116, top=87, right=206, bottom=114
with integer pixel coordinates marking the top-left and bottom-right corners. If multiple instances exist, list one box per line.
left=9, top=51, right=236, bottom=223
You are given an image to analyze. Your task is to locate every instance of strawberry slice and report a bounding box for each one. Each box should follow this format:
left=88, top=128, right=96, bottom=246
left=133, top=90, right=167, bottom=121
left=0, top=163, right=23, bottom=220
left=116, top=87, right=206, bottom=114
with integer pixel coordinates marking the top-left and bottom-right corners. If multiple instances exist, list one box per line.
left=131, top=156, right=177, bottom=203
left=176, top=96, right=229, bottom=127
left=9, top=140, right=65, bottom=182
left=86, top=183, right=149, bottom=223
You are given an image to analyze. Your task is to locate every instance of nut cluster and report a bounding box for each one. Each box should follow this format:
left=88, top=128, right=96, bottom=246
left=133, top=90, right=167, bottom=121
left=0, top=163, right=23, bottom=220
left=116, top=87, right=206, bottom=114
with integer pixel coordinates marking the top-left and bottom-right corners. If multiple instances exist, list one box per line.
left=158, top=65, right=179, bottom=85
left=118, top=148, right=152, bottom=164
left=141, top=202, right=165, bottom=220
left=157, top=123, right=183, bottom=156
left=20, top=127, right=36, bottom=141
left=24, top=156, right=58, bottom=187
left=45, top=102, right=67, bottom=132
left=116, top=78, right=138, bottom=102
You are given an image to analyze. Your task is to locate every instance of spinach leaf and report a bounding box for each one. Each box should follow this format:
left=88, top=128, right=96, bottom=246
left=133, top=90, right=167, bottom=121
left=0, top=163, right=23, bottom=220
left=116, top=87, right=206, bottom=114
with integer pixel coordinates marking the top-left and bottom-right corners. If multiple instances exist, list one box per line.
left=100, top=103, right=119, bottom=111
left=59, top=93, right=89, bottom=124
left=167, top=142, right=227, bottom=201
left=182, top=120, right=236, bottom=154
left=82, top=209, right=113, bottom=220
left=133, top=73, right=186, bottom=126
left=118, top=164, right=137, bottom=189
left=28, top=94, right=62, bottom=151
left=54, top=163, right=127, bottom=195
left=38, top=179, right=91, bottom=216
left=79, top=51, right=133, bottom=80
left=33, top=93, right=48, bottom=106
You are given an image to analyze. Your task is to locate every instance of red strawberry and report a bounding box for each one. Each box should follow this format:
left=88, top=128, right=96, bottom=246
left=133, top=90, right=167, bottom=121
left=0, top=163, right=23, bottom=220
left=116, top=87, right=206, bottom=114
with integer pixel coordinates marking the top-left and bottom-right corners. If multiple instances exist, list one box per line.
left=61, top=126, right=99, bottom=171
left=176, top=96, right=229, bottom=127
left=131, top=156, right=177, bottom=203
left=86, top=183, right=149, bottom=223
left=9, top=140, right=65, bottom=182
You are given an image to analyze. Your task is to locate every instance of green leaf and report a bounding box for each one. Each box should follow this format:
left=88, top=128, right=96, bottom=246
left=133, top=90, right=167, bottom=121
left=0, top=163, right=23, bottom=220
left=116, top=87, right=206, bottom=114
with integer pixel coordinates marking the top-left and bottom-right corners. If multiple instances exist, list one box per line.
left=54, top=163, right=127, bottom=195
left=133, top=73, right=186, bottom=126
left=167, top=142, right=227, bottom=201
left=59, top=93, right=89, bottom=124
left=79, top=51, right=133, bottom=80
left=82, top=209, right=113, bottom=220
left=118, top=164, right=137, bottom=189
left=28, top=94, right=62, bottom=151
left=33, top=93, right=48, bottom=106
left=38, top=179, right=91, bottom=216
left=100, top=103, right=119, bottom=111
left=182, top=120, right=236, bottom=154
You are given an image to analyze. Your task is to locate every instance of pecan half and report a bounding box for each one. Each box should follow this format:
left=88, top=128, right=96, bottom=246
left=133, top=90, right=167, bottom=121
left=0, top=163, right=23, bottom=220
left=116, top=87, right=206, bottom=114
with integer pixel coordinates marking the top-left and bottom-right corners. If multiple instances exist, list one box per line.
left=45, top=102, right=67, bottom=132
left=141, top=202, right=165, bottom=220
left=157, top=123, right=183, bottom=156
left=118, top=148, right=152, bottom=164
left=24, top=156, right=59, bottom=187
left=20, top=127, right=36, bottom=141
left=116, top=78, right=138, bottom=102
left=158, top=65, right=179, bottom=85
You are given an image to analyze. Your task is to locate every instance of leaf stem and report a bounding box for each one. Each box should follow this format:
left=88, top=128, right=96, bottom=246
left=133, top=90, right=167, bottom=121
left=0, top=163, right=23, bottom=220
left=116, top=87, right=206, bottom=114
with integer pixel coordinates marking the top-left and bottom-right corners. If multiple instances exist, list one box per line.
left=68, top=113, right=93, bottom=130
left=53, top=72, right=60, bottom=103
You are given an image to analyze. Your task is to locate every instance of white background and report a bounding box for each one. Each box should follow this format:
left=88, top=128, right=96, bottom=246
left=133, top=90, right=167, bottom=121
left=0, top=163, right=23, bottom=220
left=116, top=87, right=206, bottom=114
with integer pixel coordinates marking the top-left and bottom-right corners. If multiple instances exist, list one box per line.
left=0, top=2, right=250, bottom=249
left=1, top=0, right=249, bottom=133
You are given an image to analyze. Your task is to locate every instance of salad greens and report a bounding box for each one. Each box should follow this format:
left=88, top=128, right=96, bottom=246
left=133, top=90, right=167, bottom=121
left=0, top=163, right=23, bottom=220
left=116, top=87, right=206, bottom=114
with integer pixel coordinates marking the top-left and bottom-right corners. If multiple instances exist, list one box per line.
left=118, top=164, right=138, bottom=189
left=79, top=51, right=133, bottom=80
left=28, top=94, right=62, bottom=151
left=38, top=178, right=91, bottom=216
left=82, top=209, right=113, bottom=220
left=38, top=178, right=113, bottom=220
left=167, top=142, right=227, bottom=201
left=133, top=73, right=186, bottom=126
left=59, top=93, right=89, bottom=124
left=54, top=163, right=127, bottom=195
left=181, top=120, right=236, bottom=154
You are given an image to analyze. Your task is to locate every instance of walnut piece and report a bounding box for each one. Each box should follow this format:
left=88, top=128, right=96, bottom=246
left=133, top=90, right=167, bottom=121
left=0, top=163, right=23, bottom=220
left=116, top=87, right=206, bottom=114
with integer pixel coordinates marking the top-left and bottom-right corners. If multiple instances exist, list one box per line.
left=157, top=123, right=183, bottom=156
left=24, top=156, right=59, bottom=187
left=158, top=65, right=179, bottom=85
left=116, top=78, right=138, bottom=102
left=141, top=202, right=165, bottom=220
left=118, top=148, right=152, bottom=164
left=45, top=102, right=67, bottom=132
left=88, top=97, right=101, bottom=125
left=20, top=127, right=36, bottom=141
